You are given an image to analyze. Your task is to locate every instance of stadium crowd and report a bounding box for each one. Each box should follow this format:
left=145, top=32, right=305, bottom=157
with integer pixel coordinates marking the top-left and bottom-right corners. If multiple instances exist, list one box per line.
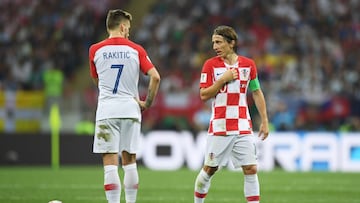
left=1, top=0, right=359, bottom=133
left=135, top=0, right=360, bottom=133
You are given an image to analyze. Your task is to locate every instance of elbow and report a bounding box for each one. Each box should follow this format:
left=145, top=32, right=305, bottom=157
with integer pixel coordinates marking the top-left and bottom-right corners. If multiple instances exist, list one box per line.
left=155, top=75, right=161, bottom=83
left=153, top=73, right=161, bottom=84
left=200, top=93, right=209, bottom=102
left=148, top=67, right=161, bottom=84
left=199, top=88, right=210, bottom=101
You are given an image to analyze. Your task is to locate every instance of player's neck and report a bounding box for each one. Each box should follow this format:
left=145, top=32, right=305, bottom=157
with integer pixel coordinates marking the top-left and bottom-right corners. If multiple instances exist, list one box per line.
left=109, top=34, right=126, bottom=38
left=108, top=31, right=126, bottom=38
left=223, top=53, right=238, bottom=65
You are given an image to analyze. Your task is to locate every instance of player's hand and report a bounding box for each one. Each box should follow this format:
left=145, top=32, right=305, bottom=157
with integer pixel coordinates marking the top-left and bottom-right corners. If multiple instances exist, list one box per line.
left=258, top=121, right=269, bottom=141
left=135, top=98, right=147, bottom=112
left=221, top=68, right=238, bottom=83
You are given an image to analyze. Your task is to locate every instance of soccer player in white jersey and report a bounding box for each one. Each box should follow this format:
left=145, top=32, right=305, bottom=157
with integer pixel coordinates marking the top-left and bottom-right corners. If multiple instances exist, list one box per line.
left=89, top=9, right=160, bottom=203
left=194, top=25, right=269, bottom=203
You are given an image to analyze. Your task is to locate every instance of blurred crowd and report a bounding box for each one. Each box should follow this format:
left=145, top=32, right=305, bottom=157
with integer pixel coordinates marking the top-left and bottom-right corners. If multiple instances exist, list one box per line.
left=1, top=0, right=359, bottom=133
left=0, top=0, right=128, bottom=132
left=135, top=0, right=360, bottom=133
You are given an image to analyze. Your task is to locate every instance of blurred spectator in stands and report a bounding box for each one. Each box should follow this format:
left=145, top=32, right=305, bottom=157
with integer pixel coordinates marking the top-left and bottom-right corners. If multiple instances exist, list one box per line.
left=42, top=62, right=64, bottom=107
left=75, top=111, right=95, bottom=135
left=42, top=61, right=64, bottom=132
left=339, top=116, right=360, bottom=132
left=271, top=100, right=296, bottom=131
left=295, top=103, right=324, bottom=131
left=192, top=101, right=212, bottom=133
left=1, top=0, right=360, bottom=133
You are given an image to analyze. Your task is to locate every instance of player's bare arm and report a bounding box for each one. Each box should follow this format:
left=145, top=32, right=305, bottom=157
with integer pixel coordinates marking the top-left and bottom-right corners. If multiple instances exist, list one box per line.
left=200, top=68, right=238, bottom=101
left=145, top=67, right=160, bottom=107
left=252, top=89, right=269, bottom=140
left=138, top=67, right=160, bottom=111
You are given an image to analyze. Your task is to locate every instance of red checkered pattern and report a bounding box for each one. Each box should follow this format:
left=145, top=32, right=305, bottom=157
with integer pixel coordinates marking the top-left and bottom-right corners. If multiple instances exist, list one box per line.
left=200, top=56, right=257, bottom=136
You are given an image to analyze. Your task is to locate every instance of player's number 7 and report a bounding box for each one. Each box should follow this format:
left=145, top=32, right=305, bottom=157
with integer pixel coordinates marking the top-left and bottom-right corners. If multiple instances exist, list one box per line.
left=111, top=64, right=124, bottom=94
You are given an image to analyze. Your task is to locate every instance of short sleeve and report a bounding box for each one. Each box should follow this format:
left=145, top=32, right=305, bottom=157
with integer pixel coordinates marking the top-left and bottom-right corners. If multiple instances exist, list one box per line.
left=199, top=60, right=214, bottom=88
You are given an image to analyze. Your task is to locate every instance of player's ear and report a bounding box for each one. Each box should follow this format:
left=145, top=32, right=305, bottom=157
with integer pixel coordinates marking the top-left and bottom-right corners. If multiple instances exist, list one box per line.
left=230, top=40, right=235, bottom=49
left=119, top=22, right=125, bottom=31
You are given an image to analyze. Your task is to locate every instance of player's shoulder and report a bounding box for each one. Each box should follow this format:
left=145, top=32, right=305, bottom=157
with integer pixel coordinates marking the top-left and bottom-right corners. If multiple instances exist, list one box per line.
left=238, top=55, right=255, bottom=66
left=89, top=38, right=145, bottom=52
left=89, top=39, right=108, bottom=52
left=125, top=39, right=146, bottom=52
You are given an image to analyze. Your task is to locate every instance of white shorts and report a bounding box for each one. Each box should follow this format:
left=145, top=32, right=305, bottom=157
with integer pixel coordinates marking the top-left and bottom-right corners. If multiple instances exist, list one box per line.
left=204, top=134, right=257, bottom=168
left=93, top=118, right=140, bottom=154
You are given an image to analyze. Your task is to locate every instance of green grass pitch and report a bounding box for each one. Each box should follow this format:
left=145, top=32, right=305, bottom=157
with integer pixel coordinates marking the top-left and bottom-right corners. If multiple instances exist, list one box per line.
left=0, top=166, right=359, bottom=203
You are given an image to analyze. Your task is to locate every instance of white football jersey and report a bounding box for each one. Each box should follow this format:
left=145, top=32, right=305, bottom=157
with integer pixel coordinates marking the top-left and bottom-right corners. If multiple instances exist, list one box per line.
left=89, top=37, right=154, bottom=121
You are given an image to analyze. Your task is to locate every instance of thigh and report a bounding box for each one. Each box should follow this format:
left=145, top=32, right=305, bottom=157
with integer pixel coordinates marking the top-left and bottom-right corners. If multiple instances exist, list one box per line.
left=204, top=135, right=235, bottom=167
left=231, top=135, right=258, bottom=168
left=119, top=118, right=141, bottom=154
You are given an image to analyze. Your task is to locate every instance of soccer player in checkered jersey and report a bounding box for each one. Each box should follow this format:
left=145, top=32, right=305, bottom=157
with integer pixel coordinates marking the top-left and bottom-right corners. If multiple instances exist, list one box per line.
left=194, top=25, right=269, bottom=203
left=89, top=9, right=160, bottom=203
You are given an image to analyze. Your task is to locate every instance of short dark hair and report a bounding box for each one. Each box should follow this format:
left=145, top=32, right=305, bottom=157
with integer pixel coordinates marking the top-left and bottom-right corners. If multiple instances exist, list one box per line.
left=106, top=9, right=132, bottom=31
left=213, top=25, right=238, bottom=52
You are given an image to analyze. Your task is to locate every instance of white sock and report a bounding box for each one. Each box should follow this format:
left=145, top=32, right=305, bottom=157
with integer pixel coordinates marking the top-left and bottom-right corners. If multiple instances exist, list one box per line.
left=244, top=174, right=260, bottom=203
left=123, top=163, right=139, bottom=203
left=194, top=169, right=212, bottom=203
left=104, top=165, right=121, bottom=203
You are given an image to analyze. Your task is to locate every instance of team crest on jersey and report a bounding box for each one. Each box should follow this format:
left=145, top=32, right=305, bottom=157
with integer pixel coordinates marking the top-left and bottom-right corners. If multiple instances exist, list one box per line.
left=239, top=68, right=250, bottom=80
left=200, top=73, right=207, bottom=83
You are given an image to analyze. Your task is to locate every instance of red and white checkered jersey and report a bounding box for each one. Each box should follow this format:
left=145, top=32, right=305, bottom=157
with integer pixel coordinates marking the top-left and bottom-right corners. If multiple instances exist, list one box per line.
left=89, top=37, right=154, bottom=121
left=199, top=56, right=258, bottom=136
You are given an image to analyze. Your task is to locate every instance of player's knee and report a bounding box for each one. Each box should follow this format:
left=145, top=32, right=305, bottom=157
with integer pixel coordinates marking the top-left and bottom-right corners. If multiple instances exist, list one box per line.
left=203, top=165, right=218, bottom=176
left=121, top=151, right=136, bottom=165
left=242, top=165, right=257, bottom=175
left=102, top=153, right=119, bottom=165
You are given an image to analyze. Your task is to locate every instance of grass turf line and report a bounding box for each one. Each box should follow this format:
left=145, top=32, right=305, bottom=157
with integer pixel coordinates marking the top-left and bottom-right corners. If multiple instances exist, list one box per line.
left=0, top=166, right=359, bottom=203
